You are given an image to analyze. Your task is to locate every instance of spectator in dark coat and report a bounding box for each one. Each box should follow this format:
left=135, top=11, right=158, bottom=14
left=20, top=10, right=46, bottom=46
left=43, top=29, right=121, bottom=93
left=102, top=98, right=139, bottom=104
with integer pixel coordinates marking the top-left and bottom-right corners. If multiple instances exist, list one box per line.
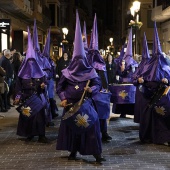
left=11, top=52, right=22, bottom=99
left=105, top=54, right=117, bottom=84
left=0, top=66, right=7, bottom=112
left=0, top=49, right=14, bottom=109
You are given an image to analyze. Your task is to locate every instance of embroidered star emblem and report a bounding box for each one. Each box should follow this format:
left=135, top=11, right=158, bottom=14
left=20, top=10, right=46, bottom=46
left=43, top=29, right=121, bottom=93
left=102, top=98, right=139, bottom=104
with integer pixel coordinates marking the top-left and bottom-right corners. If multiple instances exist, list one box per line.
left=75, top=113, right=90, bottom=128
left=75, top=85, right=79, bottom=90
left=119, top=90, right=128, bottom=99
left=155, top=106, right=166, bottom=116
left=21, top=106, right=31, bottom=117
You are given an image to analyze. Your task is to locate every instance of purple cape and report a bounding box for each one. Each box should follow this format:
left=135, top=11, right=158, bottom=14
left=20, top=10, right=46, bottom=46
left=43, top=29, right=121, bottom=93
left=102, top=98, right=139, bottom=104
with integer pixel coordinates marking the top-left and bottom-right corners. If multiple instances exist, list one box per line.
left=18, top=27, right=44, bottom=79
left=62, top=55, right=98, bottom=81
left=18, top=59, right=45, bottom=79
left=87, top=50, right=106, bottom=71
left=140, top=53, right=170, bottom=81
left=114, top=44, right=126, bottom=66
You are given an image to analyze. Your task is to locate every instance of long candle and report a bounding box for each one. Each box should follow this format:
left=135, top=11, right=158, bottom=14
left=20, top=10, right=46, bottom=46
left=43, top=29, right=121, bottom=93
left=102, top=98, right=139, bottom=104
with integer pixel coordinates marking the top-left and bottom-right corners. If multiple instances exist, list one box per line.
left=136, top=14, right=139, bottom=22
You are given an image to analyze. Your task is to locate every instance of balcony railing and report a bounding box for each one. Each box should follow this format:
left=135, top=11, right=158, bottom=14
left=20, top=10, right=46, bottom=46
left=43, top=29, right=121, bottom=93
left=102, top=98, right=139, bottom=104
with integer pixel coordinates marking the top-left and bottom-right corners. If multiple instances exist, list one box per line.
left=162, top=1, right=170, bottom=10
left=0, top=0, right=33, bottom=19
left=152, top=5, right=170, bottom=22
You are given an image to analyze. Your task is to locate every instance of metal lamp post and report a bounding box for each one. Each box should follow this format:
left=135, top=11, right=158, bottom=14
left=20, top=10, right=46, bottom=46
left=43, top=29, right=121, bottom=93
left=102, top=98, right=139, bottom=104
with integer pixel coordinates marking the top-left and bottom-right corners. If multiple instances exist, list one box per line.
left=130, top=0, right=141, bottom=55
left=62, top=27, right=68, bottom=52
left=109, top=37, right=114, bottom=55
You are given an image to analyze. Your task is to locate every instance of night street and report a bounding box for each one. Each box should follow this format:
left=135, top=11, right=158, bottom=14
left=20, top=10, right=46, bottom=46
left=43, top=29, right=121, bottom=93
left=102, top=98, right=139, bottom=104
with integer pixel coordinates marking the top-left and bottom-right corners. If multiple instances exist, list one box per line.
left=1, top=98, right=170, bottom=170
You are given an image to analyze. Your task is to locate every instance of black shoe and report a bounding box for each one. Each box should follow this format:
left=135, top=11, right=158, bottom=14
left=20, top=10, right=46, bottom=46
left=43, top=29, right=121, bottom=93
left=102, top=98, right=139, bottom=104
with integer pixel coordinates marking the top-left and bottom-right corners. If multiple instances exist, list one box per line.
left=102, top=133, right=112, bottom=141
left=93, top=154, right=106, bottom=163
left=46, top=122, right=55, bottom=127
left=68, top=152, right=77, bottom=160
left=25, top=136, right=34, bottom=142
left=8, top=104, right=14, bottom=107
left=1, top=109, right=8, bottom=112
left=52, top=113, right=59, bottom=119
left=6, top=106, right=10, bottom=110
left=38, top=136, right=49, bottom=143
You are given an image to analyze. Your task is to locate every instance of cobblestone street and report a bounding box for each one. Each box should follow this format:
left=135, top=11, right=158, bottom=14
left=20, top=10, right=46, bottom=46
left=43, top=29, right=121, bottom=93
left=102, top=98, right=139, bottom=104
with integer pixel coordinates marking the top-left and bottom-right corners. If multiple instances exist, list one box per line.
left=0, top=101, right=170, bottom=170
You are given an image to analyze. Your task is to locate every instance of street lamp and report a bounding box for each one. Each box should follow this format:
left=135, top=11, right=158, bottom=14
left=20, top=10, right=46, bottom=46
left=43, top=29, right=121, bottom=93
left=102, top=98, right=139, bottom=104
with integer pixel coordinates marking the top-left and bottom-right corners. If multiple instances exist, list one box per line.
left=109, top=37, right=114, bottom=55
left=133, top=0, right=141, bottom=12
left=62, top=27, right=68, bottom=40
left=62, top=27, right=68, bottom=52
left=109, top=37, right=113, bottom=46
left=130, top=0, right=141, bottom=55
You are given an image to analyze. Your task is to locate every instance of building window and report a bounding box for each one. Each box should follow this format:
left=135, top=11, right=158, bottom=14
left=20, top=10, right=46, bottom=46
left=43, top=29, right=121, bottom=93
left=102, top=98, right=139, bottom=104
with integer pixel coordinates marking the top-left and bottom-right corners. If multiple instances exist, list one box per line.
left=49, top=4, right=56, bottom=26
left=57, top=5, right=60, bottom=27
left=162, top=0, right=170, bottom=10
left=30, top=0, right=34, bottom=10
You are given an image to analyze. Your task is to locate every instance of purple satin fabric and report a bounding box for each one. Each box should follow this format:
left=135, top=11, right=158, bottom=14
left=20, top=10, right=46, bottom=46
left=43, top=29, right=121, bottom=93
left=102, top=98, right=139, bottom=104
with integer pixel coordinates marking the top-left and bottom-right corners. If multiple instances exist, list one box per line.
left=56, top=75, right=102, bottom=155
left=139, top=81, right=170, bottom=144
left=123, top=55, right=138, bottom=70
left=62, top=55, right=98, bottom=82
left=109, top=84, right=136, bottom=104
left=87, top=50, right=106, bottom=71
left=92, top=91, right=111, bottom=119
left=18, top=59, right=45, bottom=79
left=63, top=99, right=98, bottom=133
left=133, top=59, right=150, bottom=80
left=16, top=77, right=46, bottom=137
left=140, top=54, right=170, bottom=82
left=114, top=44, right=126, bottom=65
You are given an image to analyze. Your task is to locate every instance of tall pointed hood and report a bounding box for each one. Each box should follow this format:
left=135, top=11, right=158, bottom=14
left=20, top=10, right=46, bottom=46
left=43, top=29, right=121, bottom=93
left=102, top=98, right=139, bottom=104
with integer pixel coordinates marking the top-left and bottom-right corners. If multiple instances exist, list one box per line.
left=91, top=13, right=98, bottom=50
left=123, top=28, right=138, bottom=69
left=140, top=22, right=170, bottom=81
left=133, top=32, right=150, bottom=79
left=41, top=28, right=52, bottom=73
left=62, top=10, right=98, bottom=82
left=86, top=13, right=106, bottom=71
left=114, top=44, right=127, bottom=65
left=32, top=19, right=43, bottom=68
left=42, top=28, right=51, bottom=58
left=82, top=21, right=88, bottom=49
left=72, top=10, right=86, bottom=58
left=142, top=32, right=150, bottom=61
left=89, top=31, right=93, bottom=49
left=124, top=27, right=133, bottom=57
left=33, top=19, right=40, bottom=52
left=18, top=27, right=45, bottom=79
left=153, top=21, right=162, bottom=56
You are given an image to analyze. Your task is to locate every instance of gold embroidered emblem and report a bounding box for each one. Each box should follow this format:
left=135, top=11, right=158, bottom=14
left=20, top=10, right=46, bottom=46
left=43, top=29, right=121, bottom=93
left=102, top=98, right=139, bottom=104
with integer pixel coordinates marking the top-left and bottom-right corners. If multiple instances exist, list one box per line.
left=119, top=90, right=128, bottom=99
left=75, top=113, right=90, bottom=128
left=155, top=106, right=166, bottom=116
left=21, top=106, right=31, bottom=117
left=75, top=85, right=79, bottom=90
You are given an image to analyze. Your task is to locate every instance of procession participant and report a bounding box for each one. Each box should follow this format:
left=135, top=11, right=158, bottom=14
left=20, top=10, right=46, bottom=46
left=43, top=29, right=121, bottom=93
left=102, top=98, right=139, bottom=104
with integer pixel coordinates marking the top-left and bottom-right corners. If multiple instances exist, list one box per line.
left=139, top=22, right=170, bottom=145
left=116, top=28, right=138, bottom=84
left=56, top=10, right=105, bottom=163
left=82, top=21, right=88, bottom=54
left=33, top=20, right=55, bottom=127
left=13, top=27, right=48, bottom=143
left=87, top=13, right=112, bottom=142
left=132, top=32, right=150, bottom=123
left=112, top=28, right=138, bottom=118
left=42, top=28, right=58, bottom=121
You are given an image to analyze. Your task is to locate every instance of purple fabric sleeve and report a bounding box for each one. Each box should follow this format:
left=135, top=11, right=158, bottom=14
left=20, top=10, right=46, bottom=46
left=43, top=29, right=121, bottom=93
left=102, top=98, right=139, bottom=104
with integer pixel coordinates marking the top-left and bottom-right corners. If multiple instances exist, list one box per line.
left=90, top=77, right=101, bottom=95
left=56, top=75, right=67, bottom=101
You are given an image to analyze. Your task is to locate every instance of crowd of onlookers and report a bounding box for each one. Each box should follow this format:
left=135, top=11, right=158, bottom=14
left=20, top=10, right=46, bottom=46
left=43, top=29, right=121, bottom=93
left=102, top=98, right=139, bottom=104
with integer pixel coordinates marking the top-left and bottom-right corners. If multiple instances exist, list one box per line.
left=0, top=49, right=23, bottom=115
